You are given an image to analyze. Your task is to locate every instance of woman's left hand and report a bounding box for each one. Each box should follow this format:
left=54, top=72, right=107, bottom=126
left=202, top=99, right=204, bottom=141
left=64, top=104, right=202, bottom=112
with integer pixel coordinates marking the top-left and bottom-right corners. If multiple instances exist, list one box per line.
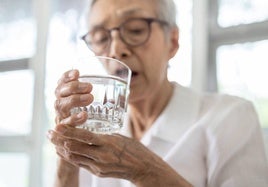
left=48, top=124, right=160, bottom=183
left=48, top=124, right=193, bottom=187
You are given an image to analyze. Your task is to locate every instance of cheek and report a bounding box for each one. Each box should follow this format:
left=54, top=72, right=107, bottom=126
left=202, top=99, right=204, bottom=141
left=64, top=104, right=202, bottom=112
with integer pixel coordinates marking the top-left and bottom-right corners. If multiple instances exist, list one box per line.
left=135, top=44, right=168, bottom=78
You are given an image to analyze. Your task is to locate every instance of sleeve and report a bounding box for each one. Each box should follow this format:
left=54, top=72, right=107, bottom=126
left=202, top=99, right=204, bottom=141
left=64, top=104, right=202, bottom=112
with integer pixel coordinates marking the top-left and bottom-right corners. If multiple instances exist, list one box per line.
left=207, top=99, right=268, bottom=187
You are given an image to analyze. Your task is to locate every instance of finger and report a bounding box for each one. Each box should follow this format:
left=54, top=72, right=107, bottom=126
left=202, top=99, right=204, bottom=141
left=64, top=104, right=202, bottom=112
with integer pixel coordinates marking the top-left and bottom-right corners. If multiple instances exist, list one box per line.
left=60, top=153, right=106, bottom=177
left=57, top=70, right=79, bottom=86
left=47, top=130, right=66, bottom=147
left=55, top=115, right=62, bottom=124
left=55, top=70, right=79, bottom=99
left=54, top=94, right=93, bottom=119
left=62, top=130, right=126, bottom=164
left=78, top=159, right=126, bottom=179
left=47, top=130, right=80, bottom=165
left=56, top=146, right=67, bottom=158
left=59, top=111, right=88, bottom=127
left=67, top=142, right=120, bottom=164
left=56, top=146, right=80, bottom=167
left=64, top=140, right=99, bottom=161
left=55, top=124, right=102, bottom=146
left=57, top=81, right=92, bottom=98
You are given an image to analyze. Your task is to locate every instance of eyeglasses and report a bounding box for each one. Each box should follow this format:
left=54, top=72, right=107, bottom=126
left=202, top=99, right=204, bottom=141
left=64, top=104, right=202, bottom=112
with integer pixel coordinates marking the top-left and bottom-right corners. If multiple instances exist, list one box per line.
left=81, top=18, right=169, bottom=54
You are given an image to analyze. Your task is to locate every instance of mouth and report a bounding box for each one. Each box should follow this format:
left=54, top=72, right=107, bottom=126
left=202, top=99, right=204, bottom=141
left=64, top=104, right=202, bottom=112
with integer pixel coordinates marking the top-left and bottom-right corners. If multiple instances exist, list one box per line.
left=131, top=71, right=138, bottom=78
left=115, top=69, right=138, bottom=79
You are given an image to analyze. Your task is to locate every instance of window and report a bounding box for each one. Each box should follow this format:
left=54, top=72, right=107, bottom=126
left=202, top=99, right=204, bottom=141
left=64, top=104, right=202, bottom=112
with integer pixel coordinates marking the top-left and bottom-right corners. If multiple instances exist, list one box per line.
left=217, top=40, right=268, bottom=127
left=0, top=153, right=29, bottom=187
left=0, top=70, right=34, bottom=135
left=0, top=0, right=35, bottom=60
left=0, top=0, right=48, bottom=186
left=208, top=1, right=268, bottom=129
left=218, top=0, right=268, bottom=27
left=197, top=0, right=268, bottom=155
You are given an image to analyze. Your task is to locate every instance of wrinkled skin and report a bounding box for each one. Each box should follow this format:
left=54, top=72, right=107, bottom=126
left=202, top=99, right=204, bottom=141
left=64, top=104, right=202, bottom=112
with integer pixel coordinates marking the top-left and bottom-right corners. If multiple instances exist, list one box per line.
left=48, top=0, right=192, bottom=186
left=49, top=70, right=191, bottom=186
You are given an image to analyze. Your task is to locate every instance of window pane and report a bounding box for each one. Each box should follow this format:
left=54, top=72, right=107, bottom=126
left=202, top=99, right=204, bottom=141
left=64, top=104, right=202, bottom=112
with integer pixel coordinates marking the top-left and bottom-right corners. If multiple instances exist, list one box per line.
left=168, top=0, right=192, bottom=86
left=0, top=0, right=35, bottom=60
left=0, top=70, right=34, bottom=135
left=218, top=0, right=268, bottom=27
left=217, top=40, right=268, bottom=127
left=0, top=153, right=29, bottom=187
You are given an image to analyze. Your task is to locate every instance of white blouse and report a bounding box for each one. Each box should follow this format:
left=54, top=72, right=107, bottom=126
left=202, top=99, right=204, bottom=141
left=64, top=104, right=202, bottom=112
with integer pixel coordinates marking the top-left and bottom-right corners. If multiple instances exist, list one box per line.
left=79, top=83, right=268, bottom=187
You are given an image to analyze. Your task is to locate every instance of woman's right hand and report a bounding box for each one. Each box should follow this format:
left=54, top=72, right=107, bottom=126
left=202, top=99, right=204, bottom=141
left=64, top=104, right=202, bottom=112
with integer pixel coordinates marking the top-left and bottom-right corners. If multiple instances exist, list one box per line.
left=52, top=70, right=94, bottom=186
left=54, top=69, right=93, bottom=126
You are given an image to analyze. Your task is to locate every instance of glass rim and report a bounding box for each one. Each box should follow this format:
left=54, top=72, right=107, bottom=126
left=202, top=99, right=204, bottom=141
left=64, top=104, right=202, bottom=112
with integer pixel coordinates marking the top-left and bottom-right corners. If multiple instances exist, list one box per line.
left=76, top=55, right=132, bottom=84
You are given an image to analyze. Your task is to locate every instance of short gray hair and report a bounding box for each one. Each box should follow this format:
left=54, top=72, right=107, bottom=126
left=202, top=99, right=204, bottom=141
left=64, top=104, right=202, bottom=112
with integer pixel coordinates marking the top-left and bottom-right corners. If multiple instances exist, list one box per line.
left=155, top=0, right=178, bottom=28
left=87, top=0, right=177, bottom=28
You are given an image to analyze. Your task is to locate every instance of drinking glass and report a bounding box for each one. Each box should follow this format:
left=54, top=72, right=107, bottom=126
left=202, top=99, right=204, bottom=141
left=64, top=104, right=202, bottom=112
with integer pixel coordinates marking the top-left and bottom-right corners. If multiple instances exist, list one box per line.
left=70, top=56, right=131, bottom=134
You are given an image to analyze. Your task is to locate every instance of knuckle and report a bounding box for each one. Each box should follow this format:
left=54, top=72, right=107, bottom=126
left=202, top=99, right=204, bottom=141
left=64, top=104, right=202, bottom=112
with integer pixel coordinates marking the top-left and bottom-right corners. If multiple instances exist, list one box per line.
left=95, top=170, right=103, bottom=177
left=54, top=88, right=60, bottom=98
left=64, top=140, right=73, bottom=150
left=69, top=95, right=79, bottom=104
left=66, top=151, right=74, bottom=160
left=54, top=98, right=73, bottom=118
left=55, top=116, right=61, bottom=124
left=54, top=99, right=60, bottom=111
left=49, top=134, right=57, bottom=144
left=69, top=81, right=79, bottom=90
left=54, top=100, right=64, bottom=115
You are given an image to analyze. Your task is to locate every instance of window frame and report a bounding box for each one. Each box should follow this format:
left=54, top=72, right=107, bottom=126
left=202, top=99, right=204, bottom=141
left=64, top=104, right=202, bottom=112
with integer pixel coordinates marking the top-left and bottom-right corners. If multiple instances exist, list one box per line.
left=192, top=0, right=268, bottom=155
left=0, top=0, right=49, bottom=186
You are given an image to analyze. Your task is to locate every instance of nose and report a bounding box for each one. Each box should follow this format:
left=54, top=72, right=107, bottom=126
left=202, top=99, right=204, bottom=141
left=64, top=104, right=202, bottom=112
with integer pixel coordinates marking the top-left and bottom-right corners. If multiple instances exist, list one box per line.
left=107, top=30, right=132, bottom=60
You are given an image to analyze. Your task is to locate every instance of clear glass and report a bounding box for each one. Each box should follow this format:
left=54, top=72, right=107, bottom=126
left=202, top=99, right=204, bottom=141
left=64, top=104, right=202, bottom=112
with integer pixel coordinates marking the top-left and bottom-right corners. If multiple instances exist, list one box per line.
left=0, top=153, right=29, bottom=187
left=71, top=56, right=132, bottom=134
left=217, top=40, right=268, bottom=127
left=0, top=0, right=35, bottom=60
left=0, top=70, right=34, bottom=135
left=218, top=0, right=268, bottom=27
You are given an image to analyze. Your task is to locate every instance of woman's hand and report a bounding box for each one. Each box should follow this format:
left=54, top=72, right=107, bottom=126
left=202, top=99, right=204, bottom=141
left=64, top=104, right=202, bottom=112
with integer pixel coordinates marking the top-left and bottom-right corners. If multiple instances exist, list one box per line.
left=48, top=124, right=192, bottom=187
left=54, top=69, right=93, bottom=124
left=50, top=69, right=192, bottom=186
left=51, top=70, right=94, bottom=187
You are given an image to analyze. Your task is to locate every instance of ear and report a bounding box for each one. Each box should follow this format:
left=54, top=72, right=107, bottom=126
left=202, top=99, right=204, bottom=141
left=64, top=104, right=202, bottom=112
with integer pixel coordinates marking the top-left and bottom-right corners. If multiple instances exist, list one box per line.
left=168, top=27, right=179, bottom=59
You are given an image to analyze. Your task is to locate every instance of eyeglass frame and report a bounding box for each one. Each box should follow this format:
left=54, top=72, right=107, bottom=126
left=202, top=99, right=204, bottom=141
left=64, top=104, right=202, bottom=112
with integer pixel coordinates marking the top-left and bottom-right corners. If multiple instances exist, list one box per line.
left=81, top=17, right=169, bottom=54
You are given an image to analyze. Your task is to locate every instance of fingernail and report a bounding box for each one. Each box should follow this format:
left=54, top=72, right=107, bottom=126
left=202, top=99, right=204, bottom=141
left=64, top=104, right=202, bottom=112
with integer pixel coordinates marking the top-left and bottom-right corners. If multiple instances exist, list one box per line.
left=69, top=70, right=76, bottom=79
left=55, top=125, right=67, bottom=134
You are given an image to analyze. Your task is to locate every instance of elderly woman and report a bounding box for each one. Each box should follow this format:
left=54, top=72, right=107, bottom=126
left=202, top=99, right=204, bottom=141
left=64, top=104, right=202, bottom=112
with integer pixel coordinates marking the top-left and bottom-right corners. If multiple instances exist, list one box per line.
left=48, top=0, right=268, bottom=186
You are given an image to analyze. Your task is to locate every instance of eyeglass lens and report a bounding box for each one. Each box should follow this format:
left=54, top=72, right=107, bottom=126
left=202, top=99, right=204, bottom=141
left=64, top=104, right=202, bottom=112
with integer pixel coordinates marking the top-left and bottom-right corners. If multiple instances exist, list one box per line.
left=84, top=18, right=152, bottom=53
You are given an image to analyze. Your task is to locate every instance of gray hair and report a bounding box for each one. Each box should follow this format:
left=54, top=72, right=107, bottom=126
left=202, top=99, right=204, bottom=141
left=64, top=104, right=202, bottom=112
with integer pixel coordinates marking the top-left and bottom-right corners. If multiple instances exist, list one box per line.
left=155, top=0, right=178, bottom=28
left=87, top=0, right=178, bottom=28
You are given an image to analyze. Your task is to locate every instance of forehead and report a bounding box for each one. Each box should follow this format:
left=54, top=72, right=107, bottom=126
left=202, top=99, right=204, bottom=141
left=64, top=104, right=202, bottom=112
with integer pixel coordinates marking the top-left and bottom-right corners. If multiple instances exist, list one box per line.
left=88, top=0, right=157, bottom=27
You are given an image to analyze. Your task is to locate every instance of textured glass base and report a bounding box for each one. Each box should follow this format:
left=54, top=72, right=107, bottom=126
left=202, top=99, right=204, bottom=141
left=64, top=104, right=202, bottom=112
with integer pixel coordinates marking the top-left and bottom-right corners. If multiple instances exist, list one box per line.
left=77, top=119, right=121, bottom=134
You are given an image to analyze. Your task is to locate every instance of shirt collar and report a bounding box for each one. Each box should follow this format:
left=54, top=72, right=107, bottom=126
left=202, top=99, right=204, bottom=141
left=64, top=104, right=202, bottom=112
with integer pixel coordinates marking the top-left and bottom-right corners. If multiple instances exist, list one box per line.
left=121, top=83, right=201, bottom=143
left=148, top=83, right=201, bottom=143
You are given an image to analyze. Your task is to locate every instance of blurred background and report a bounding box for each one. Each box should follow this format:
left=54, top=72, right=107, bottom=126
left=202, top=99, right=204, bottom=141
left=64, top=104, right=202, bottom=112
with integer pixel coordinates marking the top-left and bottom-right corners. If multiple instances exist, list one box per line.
left=0, top=0, right=267, bottom=186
